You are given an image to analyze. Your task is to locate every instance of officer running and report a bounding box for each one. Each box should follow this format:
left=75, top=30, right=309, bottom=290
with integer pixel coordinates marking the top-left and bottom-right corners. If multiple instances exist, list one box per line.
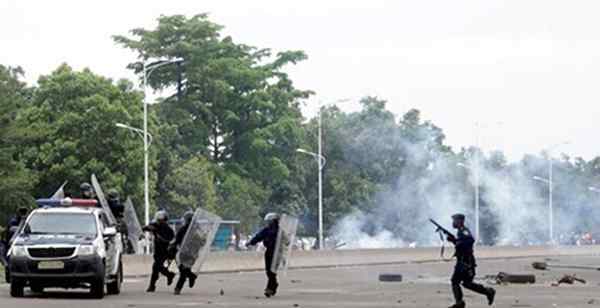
left=142, top=211, right=176, bottom=292
left=447, top=214, right=495, bottom=308
left=170, top=211, right=197, bottom=295
left=246, top=213, right=280, bottom=298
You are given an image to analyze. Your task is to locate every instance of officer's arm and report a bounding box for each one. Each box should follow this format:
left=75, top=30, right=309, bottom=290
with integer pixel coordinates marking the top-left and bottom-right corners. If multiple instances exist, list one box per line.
left=248, top=228, right=268, bottom=246
left=455, top=231, right=475, bottom=249
left=174, top=228, right=186, bottom=246
left=142, top=223, right=157, bottom=233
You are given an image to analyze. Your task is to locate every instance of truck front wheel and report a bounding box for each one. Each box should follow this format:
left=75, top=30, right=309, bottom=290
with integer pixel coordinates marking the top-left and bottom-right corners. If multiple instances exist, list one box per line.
left=10, top=279, right=24, bottom=298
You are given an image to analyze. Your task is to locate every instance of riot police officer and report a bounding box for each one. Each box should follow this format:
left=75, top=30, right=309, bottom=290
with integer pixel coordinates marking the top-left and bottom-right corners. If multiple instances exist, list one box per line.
left=246, top=213, right=280, bottom=298
left=80, top=182, right=96, bottom=199
left=171, top=211, right=197, bottom=295
left=107, top=189, right=124, bottom=219
left=142, top=211, right=176, bottom=292
left=447, top=214, right=495, bottom=308
left=3, top=207, right=28, bottom=283
left=6, top=207, right=28, bottom=243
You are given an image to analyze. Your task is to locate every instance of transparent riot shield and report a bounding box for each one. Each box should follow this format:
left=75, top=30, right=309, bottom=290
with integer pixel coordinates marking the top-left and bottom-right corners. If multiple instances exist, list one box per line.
left=271, top=214, right=299, bottom=274
left=50, top=181, right=68, bottom=199
left=91, top=174, right=117, bottom=225
left=123, top=198, right=143, bottom=254
left=176, top=208, right=221, bottom=273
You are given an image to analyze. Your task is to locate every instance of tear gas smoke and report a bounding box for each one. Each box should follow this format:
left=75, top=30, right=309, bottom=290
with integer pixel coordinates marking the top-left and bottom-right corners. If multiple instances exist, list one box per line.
left=331, top=108, right=598, bottom=248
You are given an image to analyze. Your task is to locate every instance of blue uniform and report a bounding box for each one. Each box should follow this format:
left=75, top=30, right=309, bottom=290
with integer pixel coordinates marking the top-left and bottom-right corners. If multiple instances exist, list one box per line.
left=449, top=226, right=492, bottom=305
left=249, top=222, right=279, bottom=295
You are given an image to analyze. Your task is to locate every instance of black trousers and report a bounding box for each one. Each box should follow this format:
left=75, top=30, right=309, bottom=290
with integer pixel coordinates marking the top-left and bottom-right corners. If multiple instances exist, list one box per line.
left=176, top=265, right=196, bottom=290
left=150, top=255, right=172, bottom=286
left=451, top=263, right=489, bottom=303
left=264, top=252, right=278, bottom=292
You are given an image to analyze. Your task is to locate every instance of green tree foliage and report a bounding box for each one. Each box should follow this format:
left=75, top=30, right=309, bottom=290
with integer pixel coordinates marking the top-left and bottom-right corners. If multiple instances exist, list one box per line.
left=0, top=65, right=36, bottom=223
left=114, top=14, right=311, bottom=219
left=162, top=156, right=217, bottom=216
left=15, top=65, right=147, bottom=205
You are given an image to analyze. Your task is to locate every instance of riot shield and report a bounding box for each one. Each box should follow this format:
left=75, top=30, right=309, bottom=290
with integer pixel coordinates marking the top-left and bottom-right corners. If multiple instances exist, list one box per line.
left=50, top=181, right=68, bottom=199
left=91, top=174, right=117, bottom=225
left=270, top=214, right=299, bottom=274
left=176, top=208, right=221, bottom=273
left=123, top=198, right=143, bottom=254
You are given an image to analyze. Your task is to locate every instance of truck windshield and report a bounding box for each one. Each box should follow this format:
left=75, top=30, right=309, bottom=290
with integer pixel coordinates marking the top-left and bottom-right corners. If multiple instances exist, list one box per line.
left=26, top=213, right=97, bottom=235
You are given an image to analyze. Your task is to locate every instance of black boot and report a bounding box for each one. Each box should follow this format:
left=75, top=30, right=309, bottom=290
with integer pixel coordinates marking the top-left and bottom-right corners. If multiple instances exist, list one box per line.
left=264, top=288, right=275, bottom=298
left=486, top=288, right=496, bottom=306
left=189, top=273, right=197, bottom=288
left=146, top=285, right=156, bottom=293
left=167, top=272, right=175, bottom=286
left=448, top=301, right=465, bottom=308
left=174, top=287, right=182, bottom=295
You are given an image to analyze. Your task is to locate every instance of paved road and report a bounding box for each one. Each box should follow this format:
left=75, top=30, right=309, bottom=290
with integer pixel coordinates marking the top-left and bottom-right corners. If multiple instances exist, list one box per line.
left=1, top=255, right=600, bottom=307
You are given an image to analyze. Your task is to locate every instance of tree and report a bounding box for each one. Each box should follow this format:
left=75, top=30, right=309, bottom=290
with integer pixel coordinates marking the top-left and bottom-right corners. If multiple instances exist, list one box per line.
left=114, top=14, right=311, bottom=218
left=162, top=156, right=217, bottom=217
left=16, top=65, right=147, bottom=208
left=0, top=65, right=36, bottom=223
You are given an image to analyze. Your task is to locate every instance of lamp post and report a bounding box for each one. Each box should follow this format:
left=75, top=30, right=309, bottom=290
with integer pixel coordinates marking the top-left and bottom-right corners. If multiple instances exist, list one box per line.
left=297, top=148, right=327, bottom=250
left=121, top=58, right=183, bottom=254
left=532, top=175, right=553, bottom=243
left=298, top=98, right=351, bottom=250
left=141, top=59, right=183, bottom=229
left=536, top=141, right=569, bottom=244
left=457, top=162, right=480, bottom=243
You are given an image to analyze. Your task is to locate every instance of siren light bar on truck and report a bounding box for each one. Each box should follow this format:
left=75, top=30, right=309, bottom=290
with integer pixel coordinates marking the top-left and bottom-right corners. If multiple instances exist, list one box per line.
left=36, top=198, right=99, bottom=208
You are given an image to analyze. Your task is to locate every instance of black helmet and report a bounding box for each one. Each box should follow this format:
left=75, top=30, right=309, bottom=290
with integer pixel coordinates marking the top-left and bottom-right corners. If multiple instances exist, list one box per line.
left=81, top=182, right=94, bottom=198
left=107, top=189, right=119, bottom=199
left=80, top=182, right=93, bottom=192
left=182, top=211, right=194, bottom=225
left=17, top=207, right=28, bottom=216
left=452, top=213, right=465, bottom=221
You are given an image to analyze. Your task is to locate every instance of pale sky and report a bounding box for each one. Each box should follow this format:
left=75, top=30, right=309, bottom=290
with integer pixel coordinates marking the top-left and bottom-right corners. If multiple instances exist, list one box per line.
left=2, top=0, right=599, bottom=161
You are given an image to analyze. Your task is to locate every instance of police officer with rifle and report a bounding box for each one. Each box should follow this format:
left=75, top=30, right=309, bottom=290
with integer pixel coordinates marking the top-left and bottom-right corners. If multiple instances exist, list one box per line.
left=430, top=214, right=496, bottom=308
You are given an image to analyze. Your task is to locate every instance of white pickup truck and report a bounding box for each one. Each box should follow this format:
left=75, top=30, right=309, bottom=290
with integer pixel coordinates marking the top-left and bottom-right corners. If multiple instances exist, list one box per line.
left=8, top=198, right=123, bottom=298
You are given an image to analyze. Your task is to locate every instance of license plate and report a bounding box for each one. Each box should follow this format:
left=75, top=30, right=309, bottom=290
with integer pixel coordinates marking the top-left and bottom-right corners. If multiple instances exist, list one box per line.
left=38, top=261, right=64, bottom=270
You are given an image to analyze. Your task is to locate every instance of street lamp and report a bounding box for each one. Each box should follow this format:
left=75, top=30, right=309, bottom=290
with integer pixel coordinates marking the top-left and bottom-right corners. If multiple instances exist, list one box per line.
left=468, top=121, right=503, bottom=244
left=124, top=58, right=183, bottom=254
left=536, top=141, right=569, bottom=244
left=297, top=148, right=327, bottom=250
left=142, top=58, right=183, bottom=226
left=116, top=123, right=154, bottom=146
left=532, top=175, right=553, bottom=243
left=302, top=98, right=351, bottom=250
left=456, top=162, right=481, bottom=243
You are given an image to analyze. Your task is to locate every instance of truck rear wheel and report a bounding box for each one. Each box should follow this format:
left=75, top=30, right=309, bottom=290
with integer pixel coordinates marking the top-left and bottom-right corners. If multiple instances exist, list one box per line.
left=10, top=280, right=24, bottom=298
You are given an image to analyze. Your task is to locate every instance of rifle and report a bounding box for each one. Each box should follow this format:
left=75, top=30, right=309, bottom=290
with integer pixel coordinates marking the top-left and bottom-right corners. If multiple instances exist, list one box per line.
left=429, top=219, right=455, bottom=241
left=429, top=218, right=455, bottom=261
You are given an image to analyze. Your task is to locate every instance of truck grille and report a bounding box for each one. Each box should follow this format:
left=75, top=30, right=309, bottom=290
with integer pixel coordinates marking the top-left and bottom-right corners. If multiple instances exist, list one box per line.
left=28, top=247, right=75, bottom=258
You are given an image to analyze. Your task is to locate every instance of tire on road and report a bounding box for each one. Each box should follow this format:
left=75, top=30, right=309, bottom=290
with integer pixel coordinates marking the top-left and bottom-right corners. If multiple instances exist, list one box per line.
left=497, top=272, right=536, bottom=284
left=30, top=284, right=44, bottom=293
left=379, top=274, right=403, bottom=282
left=90, top=263, right=105, bottom=299
left=10, top=279, right=24, bottom=298
left=107, top=261, right=122, bottom=295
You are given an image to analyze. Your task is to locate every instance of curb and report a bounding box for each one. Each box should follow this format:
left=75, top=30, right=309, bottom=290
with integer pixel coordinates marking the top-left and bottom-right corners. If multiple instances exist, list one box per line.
left=124, top=253, right=599, bottom=279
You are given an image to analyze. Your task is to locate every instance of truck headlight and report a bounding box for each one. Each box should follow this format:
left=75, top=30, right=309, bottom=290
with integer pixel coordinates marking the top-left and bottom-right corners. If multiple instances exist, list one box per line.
left=10, top=246, right=27, bottom=257
left=77, top=245, right=96, bottom=256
